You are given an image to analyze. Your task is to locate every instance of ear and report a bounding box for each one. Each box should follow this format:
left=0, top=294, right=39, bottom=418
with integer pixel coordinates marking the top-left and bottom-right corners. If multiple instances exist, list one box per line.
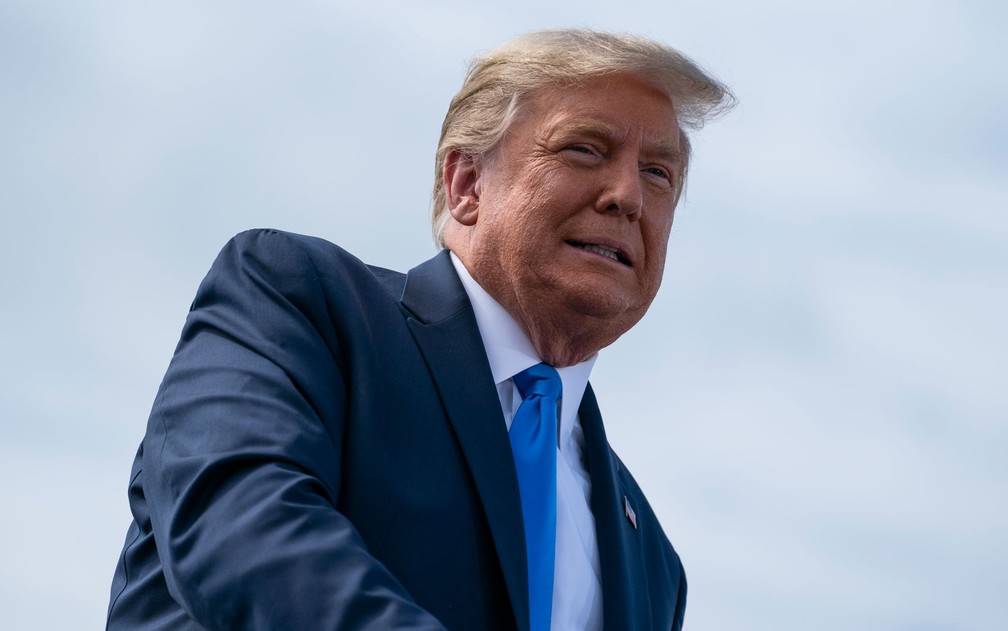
left=443, top=149, right=482, bottom=226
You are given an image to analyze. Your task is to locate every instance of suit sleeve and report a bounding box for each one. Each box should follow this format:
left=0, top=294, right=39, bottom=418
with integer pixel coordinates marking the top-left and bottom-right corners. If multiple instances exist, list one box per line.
left=143, top=229, right=445, bottom=630
left=672, top=562, right=687, bottom=631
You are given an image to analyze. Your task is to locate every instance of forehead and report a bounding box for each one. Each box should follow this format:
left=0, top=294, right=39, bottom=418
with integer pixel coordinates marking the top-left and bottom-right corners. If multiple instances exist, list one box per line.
left=518, top=74, right=681, bottom=151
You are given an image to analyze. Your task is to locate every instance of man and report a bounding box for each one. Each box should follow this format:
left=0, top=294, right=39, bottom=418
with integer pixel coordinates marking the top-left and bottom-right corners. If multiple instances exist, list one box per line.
left=107, top=29, right=732, bottom=630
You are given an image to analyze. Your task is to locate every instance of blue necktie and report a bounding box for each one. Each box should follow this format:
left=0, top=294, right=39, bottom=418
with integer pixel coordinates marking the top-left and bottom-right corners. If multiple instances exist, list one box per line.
left=510, top=363, right=561, bottom=631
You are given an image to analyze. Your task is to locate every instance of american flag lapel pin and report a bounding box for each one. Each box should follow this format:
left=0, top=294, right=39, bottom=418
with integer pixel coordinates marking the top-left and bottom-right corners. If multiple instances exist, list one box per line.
left=623, top=496, right=637, bottom=530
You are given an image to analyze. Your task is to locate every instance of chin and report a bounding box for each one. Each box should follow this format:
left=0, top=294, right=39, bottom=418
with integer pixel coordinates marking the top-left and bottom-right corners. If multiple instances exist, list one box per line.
left=559, top=287, right=649, bottom=324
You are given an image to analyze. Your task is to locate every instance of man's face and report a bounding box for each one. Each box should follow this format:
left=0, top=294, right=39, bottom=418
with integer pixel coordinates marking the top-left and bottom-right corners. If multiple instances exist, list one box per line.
left=460, top=74, right=682, bottom=349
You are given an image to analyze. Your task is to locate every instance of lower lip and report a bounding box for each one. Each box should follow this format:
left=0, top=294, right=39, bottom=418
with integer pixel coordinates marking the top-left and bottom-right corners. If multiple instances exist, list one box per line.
left=567, top=242, right=631, bottom=268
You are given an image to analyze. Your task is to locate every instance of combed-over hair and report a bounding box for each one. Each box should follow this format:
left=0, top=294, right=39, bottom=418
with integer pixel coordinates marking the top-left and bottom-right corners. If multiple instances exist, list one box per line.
left=431, top=28, right=735, bottom=246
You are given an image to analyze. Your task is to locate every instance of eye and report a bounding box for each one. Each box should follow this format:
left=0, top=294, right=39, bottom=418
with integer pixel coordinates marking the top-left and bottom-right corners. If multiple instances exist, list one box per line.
left=565, top=144, right=601, bottom=157
left=642, top=165, right=673, bottom=186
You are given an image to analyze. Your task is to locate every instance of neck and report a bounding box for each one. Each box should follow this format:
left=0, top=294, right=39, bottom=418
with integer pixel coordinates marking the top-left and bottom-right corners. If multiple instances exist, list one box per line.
left=446, top=232, right=631, bottom=367
left=506, top=300, right=618, bottom=368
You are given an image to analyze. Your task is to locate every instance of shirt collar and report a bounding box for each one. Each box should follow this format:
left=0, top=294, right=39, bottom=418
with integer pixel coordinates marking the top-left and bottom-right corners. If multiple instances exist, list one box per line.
left=449, top=252, right=597, bottom=447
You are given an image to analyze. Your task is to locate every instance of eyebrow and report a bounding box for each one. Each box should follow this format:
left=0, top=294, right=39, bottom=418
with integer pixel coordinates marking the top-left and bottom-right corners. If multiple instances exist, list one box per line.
left=645, top=139, right=684, bottom=165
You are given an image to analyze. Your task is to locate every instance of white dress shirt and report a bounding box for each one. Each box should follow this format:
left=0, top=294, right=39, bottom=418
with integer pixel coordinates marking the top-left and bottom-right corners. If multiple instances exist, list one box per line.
left=450, top=253, right=603, bottom=631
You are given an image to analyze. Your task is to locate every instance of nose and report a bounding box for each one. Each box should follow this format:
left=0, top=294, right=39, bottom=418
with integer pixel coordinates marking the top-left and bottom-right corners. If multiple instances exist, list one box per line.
left=595, top=156, right=643, bottom=219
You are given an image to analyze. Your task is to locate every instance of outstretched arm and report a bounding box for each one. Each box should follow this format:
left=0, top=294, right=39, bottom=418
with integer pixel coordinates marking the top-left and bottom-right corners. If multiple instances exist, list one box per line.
left=140, top=229, right=445, bottom=630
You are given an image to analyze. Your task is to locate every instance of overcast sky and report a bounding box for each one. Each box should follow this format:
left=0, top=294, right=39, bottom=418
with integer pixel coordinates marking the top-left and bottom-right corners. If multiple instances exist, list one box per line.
left=2, top=1, right=1005, bottom=629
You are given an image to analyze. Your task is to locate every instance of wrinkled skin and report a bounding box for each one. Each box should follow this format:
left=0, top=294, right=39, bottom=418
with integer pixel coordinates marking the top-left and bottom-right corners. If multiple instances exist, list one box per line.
left=444, top=74, right=682, bottom=366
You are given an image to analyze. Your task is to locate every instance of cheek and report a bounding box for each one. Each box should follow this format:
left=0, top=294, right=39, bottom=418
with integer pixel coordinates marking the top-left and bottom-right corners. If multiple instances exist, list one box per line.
left=642, top=222, right=673, bottom=281
left=654, top=204, right=676, bottom=234
left=502, top=192, right=553, bottom=241
left=644, top=216, right=673, bottom=252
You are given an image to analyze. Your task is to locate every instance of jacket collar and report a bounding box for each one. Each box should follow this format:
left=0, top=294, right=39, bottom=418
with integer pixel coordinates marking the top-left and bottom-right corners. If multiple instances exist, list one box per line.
left=579, top=384, right=650, bottom=629
left=400, top=250, right=531, bottom=631
left=400, top=251, right=647, bottom=630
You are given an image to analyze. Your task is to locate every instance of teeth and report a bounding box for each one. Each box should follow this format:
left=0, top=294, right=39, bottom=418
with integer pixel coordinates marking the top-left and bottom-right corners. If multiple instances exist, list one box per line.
left=580, top=243, right=620, bottom=262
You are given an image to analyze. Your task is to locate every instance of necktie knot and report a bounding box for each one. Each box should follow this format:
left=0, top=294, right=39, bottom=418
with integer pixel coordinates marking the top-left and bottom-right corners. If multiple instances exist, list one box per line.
left=513, top=363, right=562, bottom=401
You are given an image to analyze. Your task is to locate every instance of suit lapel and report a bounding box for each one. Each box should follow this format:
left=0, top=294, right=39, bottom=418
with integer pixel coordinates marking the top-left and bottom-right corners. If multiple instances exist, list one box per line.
left=579, top=384, right=650, bottom=629
left=399, top=251, right=530, bottom=631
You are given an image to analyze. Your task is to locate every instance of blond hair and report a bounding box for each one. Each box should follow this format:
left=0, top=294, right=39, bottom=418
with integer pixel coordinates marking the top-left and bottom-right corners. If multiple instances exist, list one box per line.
left=431, top=28, right=734, bottom=246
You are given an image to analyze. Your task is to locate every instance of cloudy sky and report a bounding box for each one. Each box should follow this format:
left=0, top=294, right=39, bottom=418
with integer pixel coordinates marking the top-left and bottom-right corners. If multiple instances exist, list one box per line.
left=2, top=1, right=1005, bottom=629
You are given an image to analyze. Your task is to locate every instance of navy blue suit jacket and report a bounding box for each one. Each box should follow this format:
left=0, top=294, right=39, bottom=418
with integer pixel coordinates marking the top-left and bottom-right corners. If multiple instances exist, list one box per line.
left=107, top=229, right=686, bottom=630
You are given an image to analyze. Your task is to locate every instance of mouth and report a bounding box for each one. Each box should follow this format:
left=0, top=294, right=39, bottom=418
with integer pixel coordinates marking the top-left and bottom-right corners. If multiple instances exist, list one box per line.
left=565, top=240, right=633, bottom=267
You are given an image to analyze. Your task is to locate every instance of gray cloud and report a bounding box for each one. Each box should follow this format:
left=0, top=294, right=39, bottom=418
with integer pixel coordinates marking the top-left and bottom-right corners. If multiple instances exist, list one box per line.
left=2, top=1, right=1005, bottom=629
